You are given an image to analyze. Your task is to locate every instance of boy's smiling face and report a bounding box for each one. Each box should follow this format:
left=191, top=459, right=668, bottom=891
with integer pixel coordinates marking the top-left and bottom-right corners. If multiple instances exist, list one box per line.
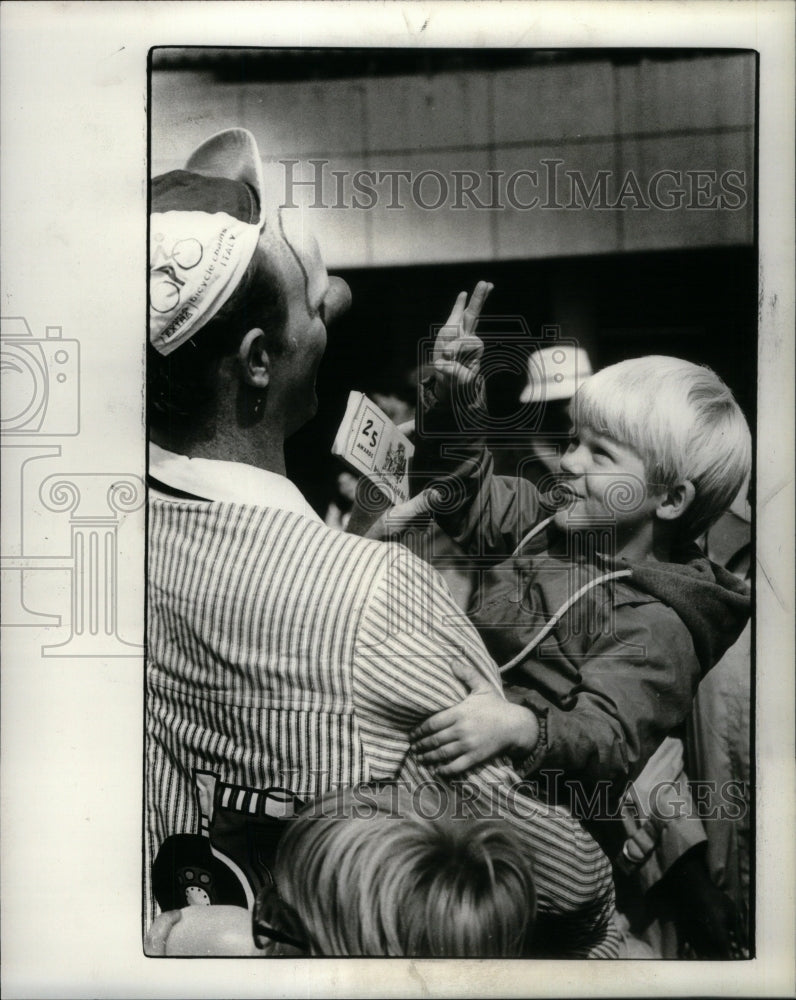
left=553, top=422, right=665, bottom=548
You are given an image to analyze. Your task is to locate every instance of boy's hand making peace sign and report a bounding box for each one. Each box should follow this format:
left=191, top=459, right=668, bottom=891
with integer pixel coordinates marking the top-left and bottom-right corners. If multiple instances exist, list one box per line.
left=427, top=280, right=493, bottom=409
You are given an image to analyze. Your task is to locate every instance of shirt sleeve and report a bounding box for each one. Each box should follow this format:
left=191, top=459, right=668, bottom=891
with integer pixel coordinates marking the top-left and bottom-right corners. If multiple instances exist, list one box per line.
left=352, top=542, right=618, bottom=958
left=514, top=602, right=703, bottom=793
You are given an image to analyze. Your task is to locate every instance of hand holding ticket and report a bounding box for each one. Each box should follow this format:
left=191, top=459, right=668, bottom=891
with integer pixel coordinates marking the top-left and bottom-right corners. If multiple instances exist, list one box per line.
left=332, top=391, right=415, bottom=505
left=332, top=283, right=493, bottom=510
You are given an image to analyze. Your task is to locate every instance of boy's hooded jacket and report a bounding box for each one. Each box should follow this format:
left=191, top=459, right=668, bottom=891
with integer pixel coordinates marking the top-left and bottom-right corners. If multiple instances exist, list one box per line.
left=411, top=399, right=751, bottom=798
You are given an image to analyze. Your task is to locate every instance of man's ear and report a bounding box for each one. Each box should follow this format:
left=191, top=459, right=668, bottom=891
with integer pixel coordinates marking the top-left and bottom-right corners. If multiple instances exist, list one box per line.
left=238, top=328, right=270, bottom=389
left=655, top=480, right=696, bottom=522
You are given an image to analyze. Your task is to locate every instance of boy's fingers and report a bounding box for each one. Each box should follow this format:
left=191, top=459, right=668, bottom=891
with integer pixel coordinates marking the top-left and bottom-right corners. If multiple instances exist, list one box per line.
left=412, top=723, right=458, bottom=754
left=416, top=740, right=464, bottom=766
left=409, top=710, right=458, bottom=743
left=435, top=292, right=468, bottom=355
left=461, top=281, right=494, bottom=336
left=433, top=358, right=478, bottom=388
left=454, top=333, right=485, bottom=364
left=439, top=335, right=484, bottom=371
left=435, top=753, right=473, bottom=778
left=444, top=290, right=468, bottom=328
left=437, top=283, right=492, bottom=356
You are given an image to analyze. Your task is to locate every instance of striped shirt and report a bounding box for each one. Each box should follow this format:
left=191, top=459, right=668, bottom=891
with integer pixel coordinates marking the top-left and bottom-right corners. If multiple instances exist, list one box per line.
left=146, top=451, right=618, bottom=957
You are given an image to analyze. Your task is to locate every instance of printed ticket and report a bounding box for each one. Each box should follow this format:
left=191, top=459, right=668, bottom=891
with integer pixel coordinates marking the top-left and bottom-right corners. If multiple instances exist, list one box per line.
left=331, top=391, right=414, bottom=504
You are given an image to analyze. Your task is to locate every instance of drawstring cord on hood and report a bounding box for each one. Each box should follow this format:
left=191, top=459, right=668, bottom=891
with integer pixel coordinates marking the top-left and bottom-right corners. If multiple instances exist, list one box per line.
left=501, top=515, right=632, bottom=674
left=511, top=515, right=555, bottom=558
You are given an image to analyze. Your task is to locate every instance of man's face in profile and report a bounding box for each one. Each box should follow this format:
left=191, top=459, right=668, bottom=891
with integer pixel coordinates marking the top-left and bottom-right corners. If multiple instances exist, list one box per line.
left=263, top=209, right=351, bottom=434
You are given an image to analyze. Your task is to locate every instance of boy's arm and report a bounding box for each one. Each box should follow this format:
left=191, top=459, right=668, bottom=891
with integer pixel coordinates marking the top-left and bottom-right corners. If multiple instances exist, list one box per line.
left=416, top=422, right=554, bottom=559
left=352, top=545, right=618, bottom=958
left=516, top=604, right=702, bottom=790
left=414, top=602, right=702, bottom=795
left=409, top=283, right=553, bottom=558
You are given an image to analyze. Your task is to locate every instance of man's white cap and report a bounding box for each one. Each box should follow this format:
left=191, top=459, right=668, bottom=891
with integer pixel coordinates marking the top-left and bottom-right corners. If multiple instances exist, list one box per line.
left=519, top=345, right=593, bottom=404
left=149, top=128, right=269, bottom=356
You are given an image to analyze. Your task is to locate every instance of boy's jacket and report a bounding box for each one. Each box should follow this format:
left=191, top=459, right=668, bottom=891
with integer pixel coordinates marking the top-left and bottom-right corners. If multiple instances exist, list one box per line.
left=411, top=405, right=751, bottom=794
left=624, top=547, right=750, bottom=674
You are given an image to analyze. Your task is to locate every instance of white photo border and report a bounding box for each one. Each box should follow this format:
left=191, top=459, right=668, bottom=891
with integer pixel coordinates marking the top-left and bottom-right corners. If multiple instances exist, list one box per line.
left=1, top=2, right=793, bottom=998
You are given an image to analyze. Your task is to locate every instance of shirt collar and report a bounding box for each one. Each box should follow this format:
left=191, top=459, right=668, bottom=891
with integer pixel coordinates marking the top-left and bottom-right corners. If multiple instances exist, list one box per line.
left=148, top=443, right=323, bottom=523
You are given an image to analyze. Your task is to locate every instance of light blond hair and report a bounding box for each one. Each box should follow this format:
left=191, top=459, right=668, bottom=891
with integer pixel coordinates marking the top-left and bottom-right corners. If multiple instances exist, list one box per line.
left=574, top=355, right=751, bottom=538
left=262, top=785, right=535, bottom=957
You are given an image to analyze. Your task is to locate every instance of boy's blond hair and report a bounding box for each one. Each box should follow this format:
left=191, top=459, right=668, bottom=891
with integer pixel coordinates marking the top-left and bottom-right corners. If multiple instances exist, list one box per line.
left=260, top=785, right=535, bottom=957
left=574, top=355, right=751, bottom=539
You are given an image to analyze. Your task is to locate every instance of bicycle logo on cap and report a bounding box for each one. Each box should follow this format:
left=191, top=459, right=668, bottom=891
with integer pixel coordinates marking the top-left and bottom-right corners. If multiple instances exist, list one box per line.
left=149, top=235, right=203, bottom=315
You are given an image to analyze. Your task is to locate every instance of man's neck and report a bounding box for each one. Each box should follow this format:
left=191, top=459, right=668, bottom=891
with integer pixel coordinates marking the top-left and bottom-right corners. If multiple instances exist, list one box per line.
left=150, top=426, right=287, bottom=478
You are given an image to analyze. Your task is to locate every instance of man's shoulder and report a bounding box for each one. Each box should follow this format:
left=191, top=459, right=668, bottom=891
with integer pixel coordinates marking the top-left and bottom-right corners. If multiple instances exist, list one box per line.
left=150, top=496, right=422, bottom=575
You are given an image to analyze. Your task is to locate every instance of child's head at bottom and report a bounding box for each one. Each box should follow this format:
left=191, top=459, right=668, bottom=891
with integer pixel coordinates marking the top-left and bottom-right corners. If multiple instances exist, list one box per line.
left=562, top=355, right=751, bottom=544
left=255, top=784, right=536, bottom=957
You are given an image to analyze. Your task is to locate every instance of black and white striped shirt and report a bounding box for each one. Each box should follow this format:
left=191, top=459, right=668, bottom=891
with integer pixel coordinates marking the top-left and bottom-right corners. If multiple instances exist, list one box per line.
left=145, top=449, right=618, bottom=956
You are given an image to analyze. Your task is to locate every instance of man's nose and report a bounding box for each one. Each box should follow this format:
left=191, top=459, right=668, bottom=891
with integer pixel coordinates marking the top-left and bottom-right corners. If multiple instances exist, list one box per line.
left=325, top=276, right=352, bottom=325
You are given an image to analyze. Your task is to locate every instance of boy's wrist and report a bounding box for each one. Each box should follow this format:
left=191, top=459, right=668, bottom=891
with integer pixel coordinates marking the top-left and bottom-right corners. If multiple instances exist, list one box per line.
left=508, top=705, right=547, bottom=775
left=506, top=704, right=542, bottom=757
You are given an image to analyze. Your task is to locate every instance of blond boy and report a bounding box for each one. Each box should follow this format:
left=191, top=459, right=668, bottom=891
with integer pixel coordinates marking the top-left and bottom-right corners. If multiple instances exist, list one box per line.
left=408, top=286, right=751, bottom=805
